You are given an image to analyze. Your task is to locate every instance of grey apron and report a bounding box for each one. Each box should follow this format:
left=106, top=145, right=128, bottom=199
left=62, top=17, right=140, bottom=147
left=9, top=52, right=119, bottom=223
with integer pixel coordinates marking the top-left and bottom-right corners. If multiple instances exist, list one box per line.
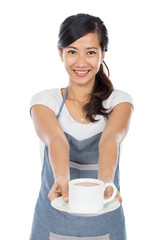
left=30, top=87, right=127, bottom=240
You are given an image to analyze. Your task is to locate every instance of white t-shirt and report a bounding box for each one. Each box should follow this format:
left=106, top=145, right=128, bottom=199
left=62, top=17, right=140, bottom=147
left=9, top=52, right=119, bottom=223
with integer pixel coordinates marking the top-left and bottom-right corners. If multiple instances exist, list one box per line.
left=30, top=88, right=133, bottom=141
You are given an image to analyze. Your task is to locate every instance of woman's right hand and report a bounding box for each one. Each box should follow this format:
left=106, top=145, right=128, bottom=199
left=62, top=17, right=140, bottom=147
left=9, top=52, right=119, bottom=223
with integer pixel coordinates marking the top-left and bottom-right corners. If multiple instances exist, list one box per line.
left=48, top=176, right=69, bottom=202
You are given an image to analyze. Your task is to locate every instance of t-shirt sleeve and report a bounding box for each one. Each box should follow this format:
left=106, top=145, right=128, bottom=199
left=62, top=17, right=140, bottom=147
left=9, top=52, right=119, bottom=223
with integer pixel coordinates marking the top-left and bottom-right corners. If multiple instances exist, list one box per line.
left=29, top=89, right=60, bottom=115
left=103, top=89, right=134, bottom=113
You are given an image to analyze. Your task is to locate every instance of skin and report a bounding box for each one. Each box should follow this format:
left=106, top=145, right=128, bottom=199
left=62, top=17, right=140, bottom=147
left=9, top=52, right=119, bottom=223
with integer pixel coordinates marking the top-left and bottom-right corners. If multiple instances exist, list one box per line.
left=31, top=32, right=133, bottom=210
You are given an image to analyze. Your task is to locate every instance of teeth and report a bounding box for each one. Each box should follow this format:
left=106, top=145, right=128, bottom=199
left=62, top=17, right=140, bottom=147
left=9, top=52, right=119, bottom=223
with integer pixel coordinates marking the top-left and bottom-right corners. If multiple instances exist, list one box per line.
left=75, top=70, right=89, bottom=74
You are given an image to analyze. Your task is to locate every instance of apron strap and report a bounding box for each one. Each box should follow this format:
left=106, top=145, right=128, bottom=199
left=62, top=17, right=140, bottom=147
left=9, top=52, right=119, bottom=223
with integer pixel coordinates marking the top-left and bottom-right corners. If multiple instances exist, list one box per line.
left=56, top=87, right=68, bottom=119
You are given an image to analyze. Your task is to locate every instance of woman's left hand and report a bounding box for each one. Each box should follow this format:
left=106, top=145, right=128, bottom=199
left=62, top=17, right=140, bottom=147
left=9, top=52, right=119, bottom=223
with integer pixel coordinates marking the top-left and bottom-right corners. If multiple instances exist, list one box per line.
left=104, top=185, right=122, bottom=203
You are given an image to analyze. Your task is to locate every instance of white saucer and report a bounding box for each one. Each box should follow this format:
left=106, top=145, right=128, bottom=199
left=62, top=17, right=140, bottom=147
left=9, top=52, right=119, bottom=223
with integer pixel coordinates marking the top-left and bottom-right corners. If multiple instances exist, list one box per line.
left=51, top=197, right=120, bottom=217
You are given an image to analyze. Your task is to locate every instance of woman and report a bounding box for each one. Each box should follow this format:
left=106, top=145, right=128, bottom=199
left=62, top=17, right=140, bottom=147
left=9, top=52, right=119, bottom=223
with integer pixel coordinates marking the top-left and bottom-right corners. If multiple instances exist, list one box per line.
left=29, top=13, right=133, bottom=240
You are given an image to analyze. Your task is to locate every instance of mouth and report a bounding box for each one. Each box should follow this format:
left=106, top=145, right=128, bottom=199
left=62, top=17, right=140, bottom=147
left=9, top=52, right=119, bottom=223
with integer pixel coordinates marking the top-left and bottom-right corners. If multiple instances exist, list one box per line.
left=73, top=70, right=90, bottom=77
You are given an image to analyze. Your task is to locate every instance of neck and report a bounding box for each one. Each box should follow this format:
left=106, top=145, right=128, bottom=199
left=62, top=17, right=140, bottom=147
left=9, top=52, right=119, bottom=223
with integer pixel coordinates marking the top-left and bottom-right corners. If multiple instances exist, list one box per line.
left=67, top=83, right=94, bottom=103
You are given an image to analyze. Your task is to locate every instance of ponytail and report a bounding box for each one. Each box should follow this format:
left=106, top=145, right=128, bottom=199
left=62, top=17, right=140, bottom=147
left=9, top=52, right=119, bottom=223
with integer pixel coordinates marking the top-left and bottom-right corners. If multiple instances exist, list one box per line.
left=83, top=62, right=114, bottom=122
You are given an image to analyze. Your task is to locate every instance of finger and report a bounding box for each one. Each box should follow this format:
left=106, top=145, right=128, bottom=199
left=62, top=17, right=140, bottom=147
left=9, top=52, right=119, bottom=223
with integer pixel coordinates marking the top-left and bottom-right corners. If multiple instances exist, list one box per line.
left=104, top=186, right=113, bottom=199
left=61, top=183, right=69, bottom=202
left=114, top=190, right=122, bottom=203
left=116, top=194, right=122, bottom=203
left=48, top=190, right=60, bottom=201
left=48, top=184, right=61, bottom=201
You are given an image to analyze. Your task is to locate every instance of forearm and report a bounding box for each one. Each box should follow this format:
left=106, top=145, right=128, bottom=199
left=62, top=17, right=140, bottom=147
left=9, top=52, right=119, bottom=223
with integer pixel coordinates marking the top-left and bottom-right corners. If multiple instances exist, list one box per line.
left=98, top=136, right=119, bottom=183
left=48, top=137, right=70, bottom=180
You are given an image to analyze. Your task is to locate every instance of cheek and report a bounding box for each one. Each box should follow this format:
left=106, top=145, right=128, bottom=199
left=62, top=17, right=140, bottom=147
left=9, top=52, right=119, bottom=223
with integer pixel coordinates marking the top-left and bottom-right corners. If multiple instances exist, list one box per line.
left=92, top=58, right=101, bottom=70
left=63, top=59, right=70, bottom=70
left=63, top=56, right=74, bottom=69
left=63, top=61, right=75, bottom=75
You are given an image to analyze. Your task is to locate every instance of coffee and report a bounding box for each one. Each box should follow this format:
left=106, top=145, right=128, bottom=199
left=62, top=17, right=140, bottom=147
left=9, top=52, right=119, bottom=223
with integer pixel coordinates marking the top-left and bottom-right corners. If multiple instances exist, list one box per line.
left=74, top=182, right=100, bottom=187
left=69, top=178, right=117, bottom=213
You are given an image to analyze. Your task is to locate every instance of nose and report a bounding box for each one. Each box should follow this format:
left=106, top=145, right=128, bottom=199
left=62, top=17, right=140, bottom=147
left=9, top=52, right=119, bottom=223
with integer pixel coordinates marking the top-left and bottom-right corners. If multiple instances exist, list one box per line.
left=75, top=54, right=88, bottom=68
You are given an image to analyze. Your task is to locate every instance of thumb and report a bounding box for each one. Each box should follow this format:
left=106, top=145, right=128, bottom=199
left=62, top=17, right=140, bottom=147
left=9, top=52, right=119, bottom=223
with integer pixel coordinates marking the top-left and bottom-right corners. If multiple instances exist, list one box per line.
left=104, top=186, right=113, bottom=199
left=61, top=183, right=69, bottom=202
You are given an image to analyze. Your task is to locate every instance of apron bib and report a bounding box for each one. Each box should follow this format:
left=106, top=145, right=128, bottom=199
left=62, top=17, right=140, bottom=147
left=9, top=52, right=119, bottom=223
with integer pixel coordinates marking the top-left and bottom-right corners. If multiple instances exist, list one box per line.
left=30, top=87, right=127, bottom=240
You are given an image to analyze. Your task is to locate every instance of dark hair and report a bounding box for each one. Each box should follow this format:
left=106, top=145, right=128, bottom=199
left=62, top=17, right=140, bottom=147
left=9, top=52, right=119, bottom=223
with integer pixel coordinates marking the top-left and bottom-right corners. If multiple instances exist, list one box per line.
left=58, top=13, right=114, bottom=122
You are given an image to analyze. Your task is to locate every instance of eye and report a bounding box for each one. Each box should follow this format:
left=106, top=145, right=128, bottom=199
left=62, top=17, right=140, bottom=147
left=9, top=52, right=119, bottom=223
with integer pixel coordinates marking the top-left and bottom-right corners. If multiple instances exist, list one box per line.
left=87, top=51, right=96, bottom=55
left=68, top=50, right=77, bottom=55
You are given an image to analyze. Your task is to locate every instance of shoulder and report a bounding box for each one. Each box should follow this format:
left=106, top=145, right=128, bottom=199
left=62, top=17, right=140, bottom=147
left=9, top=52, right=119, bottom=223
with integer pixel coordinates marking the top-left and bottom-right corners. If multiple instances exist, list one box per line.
left=103, top=89, right=134, bottom=113
left=29, top=88, right=62, bottom=114
left=30, top=88, right=61, bottom=100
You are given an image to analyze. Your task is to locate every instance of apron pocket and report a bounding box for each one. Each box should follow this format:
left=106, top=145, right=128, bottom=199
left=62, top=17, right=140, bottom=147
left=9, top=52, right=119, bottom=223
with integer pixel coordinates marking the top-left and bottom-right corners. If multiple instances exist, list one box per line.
left=49, top=232, right=110, bottom=240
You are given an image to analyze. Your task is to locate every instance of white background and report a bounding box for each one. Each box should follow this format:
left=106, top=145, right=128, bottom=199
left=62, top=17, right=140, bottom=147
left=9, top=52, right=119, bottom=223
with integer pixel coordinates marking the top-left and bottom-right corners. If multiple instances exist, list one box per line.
left=0, top=0, right=160, bottom=239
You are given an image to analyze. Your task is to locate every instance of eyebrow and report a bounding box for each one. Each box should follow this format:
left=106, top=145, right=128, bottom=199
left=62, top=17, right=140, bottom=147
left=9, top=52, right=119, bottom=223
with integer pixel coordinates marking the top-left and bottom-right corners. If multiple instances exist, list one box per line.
left=66, top=46, right=98, bottom=50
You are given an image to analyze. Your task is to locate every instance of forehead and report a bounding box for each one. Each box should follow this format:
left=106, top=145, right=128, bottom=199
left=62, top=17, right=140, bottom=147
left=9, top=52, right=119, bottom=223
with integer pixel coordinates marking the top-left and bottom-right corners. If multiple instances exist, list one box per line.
left=67, top=32, right=100, bottom=48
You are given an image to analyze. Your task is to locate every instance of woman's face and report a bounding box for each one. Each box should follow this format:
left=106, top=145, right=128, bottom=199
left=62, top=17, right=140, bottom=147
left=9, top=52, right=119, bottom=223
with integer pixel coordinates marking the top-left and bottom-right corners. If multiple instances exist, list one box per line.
left=58, top=32, right=105, bottom=86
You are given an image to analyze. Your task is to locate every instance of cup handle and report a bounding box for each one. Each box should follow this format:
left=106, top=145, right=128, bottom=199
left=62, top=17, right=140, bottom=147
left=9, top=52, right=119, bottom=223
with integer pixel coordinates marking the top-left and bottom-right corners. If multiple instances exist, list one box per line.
left=103, top=183, right=117, bottom=204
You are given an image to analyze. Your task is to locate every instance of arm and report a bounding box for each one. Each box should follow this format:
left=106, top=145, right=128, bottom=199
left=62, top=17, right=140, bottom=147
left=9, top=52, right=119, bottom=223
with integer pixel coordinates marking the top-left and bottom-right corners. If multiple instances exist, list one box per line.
left=98, top=103, right=133, bottom=200
left=31, top=105, right=70, bottom=201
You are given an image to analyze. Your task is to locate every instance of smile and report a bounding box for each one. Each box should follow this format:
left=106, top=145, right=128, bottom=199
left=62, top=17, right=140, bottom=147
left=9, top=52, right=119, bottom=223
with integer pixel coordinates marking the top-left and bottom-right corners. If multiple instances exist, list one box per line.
left=73, top=70, right=90, bottom=77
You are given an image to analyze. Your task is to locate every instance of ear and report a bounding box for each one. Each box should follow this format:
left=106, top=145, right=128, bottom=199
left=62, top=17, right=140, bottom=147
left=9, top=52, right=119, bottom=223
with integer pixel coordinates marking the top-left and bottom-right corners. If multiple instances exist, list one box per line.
left=101, top=51, right=105, bottom=63
left=57, top=45, right=63, bottom=61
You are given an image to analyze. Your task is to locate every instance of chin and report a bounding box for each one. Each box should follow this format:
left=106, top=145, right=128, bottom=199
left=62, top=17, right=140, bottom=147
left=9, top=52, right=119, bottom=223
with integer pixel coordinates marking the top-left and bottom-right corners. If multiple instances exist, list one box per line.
left=72, top=79, right=95, bottom=86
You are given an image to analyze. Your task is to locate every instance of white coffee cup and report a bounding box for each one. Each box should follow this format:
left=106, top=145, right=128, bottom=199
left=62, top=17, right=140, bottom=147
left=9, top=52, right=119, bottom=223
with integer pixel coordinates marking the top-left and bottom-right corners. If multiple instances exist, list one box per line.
left=69, top=178, right=117, bottom=213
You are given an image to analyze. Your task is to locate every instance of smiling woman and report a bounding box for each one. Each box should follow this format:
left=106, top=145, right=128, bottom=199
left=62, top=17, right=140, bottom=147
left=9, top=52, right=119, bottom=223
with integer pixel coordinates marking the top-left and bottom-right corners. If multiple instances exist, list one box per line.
left=29, top=13, right=133, bottom=240
left=57, top=14, right=114, bottom=123
left=58, top=33, right=105, bottom=84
